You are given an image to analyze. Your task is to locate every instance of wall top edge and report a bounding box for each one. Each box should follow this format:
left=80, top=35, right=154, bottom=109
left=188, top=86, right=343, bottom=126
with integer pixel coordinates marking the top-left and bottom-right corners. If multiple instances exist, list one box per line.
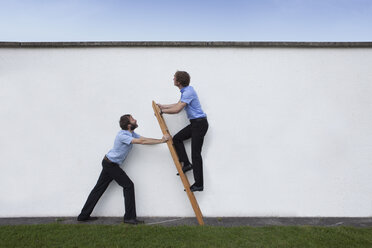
left=1, top=41, right=372, bottom=48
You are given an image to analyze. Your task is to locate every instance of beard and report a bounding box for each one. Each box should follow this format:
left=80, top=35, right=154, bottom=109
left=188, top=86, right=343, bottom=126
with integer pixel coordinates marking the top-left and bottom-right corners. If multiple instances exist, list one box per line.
left=130, top=123, right=138, bottom=130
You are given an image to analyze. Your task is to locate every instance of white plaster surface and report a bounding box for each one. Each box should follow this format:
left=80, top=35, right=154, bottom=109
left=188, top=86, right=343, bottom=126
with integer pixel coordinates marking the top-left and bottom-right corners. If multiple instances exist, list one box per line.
left=1, top=47, right=372, bottom=217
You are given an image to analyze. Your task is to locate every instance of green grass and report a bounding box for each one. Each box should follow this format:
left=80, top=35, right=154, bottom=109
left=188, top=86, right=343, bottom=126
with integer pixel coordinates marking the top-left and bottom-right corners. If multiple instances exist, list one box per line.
left=1, top=224, right=372, bottom=248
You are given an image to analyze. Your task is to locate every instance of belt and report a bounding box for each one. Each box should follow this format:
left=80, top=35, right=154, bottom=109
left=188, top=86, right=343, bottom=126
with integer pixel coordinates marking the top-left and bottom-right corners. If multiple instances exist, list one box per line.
left=104, top=156, right=112, bottom=162
left=104, top=156, right=119, bottom=166
left=190, top=117, right=207, bottom=123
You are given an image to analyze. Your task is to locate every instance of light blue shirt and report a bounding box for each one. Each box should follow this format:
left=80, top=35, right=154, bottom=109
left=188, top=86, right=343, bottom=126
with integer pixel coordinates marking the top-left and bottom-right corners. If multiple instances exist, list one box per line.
left=180, top=86, right=207, bottom=120
left=106, top=130, right=140, bottom=165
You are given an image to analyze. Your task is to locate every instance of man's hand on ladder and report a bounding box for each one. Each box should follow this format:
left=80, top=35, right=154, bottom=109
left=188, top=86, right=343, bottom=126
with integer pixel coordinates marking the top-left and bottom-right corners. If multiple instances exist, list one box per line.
left=162, top=134, right=171, bottom=142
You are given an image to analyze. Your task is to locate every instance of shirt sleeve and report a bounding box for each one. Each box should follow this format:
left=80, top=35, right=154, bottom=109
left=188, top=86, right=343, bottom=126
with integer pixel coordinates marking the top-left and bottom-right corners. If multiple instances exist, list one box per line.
left=180, top=91, right=193, bottom=104
left=133, top=132, right=141, bottom=139
left=120, top=133, right=134, bottom=145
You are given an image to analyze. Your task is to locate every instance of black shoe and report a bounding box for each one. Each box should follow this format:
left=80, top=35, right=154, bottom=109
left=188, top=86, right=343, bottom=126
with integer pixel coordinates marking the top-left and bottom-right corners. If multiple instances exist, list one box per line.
left=184, top=184, right=204, bottom=192
left=77, top=216, right=99, bottom=222
left=123, top=219, right=145, bottom=225
left=177, top=164, right=193, bottom=176
left=190, top=184, right=203, bottom=192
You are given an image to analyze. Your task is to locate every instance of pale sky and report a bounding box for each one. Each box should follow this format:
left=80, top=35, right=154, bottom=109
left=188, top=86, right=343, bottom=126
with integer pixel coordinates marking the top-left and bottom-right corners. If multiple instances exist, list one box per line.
left=0, top=0, right=371, bottom=42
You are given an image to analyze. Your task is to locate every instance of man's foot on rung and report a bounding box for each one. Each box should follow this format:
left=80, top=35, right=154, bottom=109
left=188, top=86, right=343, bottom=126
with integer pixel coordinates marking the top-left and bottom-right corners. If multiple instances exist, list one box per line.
left=177, top=164, right=193, bottom=176
left=184, top=184, right=204, bottom=192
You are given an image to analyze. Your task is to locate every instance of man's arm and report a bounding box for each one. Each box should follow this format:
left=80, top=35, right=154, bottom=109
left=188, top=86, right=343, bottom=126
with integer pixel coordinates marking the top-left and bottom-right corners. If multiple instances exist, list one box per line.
left=131, top=134, right=170, bottom=145
left=160, top=101, right=186, bottom=114
left=157, top=103, right=178, bottom=109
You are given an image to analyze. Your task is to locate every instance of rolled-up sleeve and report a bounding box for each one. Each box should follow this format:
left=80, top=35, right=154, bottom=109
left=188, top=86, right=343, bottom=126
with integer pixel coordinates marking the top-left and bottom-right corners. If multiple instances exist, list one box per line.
left=120, top=133, right=134, bottom=145
left=181, top=91, right=193, bottom=104
left=133, top=132, right=141, bottom=139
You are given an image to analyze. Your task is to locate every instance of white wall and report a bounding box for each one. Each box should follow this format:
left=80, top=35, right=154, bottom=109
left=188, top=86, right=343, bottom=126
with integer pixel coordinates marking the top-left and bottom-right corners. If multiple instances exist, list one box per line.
left=1, top=46, right=372, bottom=217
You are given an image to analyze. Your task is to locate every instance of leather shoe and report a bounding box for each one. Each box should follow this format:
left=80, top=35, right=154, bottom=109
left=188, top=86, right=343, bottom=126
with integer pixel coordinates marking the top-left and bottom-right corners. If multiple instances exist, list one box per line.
left=177, top=164, right=193, bottom=176
left=184, top=184, right=204, bottom=192
left=77, top=216, right=98, bottom=222
left=190, top=184, right=203, bottom=192
left=123, top=219, right=144, bottom=225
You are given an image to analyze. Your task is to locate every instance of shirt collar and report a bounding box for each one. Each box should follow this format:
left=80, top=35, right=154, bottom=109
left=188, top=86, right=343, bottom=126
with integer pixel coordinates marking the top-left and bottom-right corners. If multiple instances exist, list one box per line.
left=121, top=130, right=133, bottom=135
left=180, top=86, right=189, bottom=93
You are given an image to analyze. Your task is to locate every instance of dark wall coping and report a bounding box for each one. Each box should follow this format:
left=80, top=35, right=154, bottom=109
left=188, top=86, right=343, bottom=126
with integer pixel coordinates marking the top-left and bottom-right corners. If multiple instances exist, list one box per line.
left=1, top=41, right=372, bottom=48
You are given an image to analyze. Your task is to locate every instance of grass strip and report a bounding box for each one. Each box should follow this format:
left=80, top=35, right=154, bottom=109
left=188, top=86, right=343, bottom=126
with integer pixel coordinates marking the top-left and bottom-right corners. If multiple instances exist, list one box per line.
left=1, top=224, right=372, bottom=248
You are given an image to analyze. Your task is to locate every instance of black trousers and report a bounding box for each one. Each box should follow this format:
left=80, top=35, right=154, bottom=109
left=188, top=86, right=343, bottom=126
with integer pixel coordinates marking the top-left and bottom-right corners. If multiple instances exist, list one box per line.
left=173, top=118, right=209, bottom=187
left=78, top=158, right=136, bottom=220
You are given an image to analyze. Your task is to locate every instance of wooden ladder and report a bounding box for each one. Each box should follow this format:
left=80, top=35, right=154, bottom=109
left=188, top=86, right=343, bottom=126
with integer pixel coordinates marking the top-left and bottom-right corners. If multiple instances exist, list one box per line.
left=152, top=101, right=204, bottom=225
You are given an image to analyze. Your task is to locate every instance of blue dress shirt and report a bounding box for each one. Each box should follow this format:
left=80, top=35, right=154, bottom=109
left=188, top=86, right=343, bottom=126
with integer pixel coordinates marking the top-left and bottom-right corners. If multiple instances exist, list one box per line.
left=180, top=86, right=207, bottom=120
left=106, top=130, right=140, bottom=165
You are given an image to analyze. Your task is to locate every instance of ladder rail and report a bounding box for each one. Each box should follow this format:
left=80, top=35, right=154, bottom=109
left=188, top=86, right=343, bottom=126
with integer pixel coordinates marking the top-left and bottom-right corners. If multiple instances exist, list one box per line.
left=152, top=101, right=204, bottom=226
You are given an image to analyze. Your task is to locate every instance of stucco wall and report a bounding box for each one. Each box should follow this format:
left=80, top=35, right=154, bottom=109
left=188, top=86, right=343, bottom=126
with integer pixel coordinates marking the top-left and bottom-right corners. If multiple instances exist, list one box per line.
left=1, top=43, right=372, bottom=217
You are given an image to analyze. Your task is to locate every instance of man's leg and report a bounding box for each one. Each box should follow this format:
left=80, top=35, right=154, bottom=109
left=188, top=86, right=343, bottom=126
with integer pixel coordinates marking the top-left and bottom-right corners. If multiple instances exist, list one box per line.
left=173, top=124, right=192, bottom=165
left=105, top=163, right=137, bottom=220
left=191, top=120, right=209, bottom=187
left=78, top=159, right=113, bottom=220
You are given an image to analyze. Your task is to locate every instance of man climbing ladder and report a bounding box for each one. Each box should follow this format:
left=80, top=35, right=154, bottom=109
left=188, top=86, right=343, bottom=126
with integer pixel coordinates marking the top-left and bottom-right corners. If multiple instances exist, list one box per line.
left=157, top=71, right=209, bottom=192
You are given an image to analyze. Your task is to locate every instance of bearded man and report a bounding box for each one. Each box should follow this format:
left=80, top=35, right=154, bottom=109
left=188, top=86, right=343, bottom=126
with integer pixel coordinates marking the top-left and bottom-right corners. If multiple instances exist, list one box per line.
left=77, top=114, right=169, bottom=224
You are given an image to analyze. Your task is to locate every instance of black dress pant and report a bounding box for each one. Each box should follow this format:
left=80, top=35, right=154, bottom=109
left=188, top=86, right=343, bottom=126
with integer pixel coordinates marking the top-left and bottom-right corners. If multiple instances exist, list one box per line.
left=78, top=158, right=136, bottom=220
left=173, top=118, right=209, bottom=187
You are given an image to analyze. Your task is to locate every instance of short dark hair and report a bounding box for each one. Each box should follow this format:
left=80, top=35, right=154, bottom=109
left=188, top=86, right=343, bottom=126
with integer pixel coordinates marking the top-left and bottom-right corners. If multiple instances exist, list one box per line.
left=175, top=71, right=190, bottom=87
left=119, top=114, right=131, bottom=130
